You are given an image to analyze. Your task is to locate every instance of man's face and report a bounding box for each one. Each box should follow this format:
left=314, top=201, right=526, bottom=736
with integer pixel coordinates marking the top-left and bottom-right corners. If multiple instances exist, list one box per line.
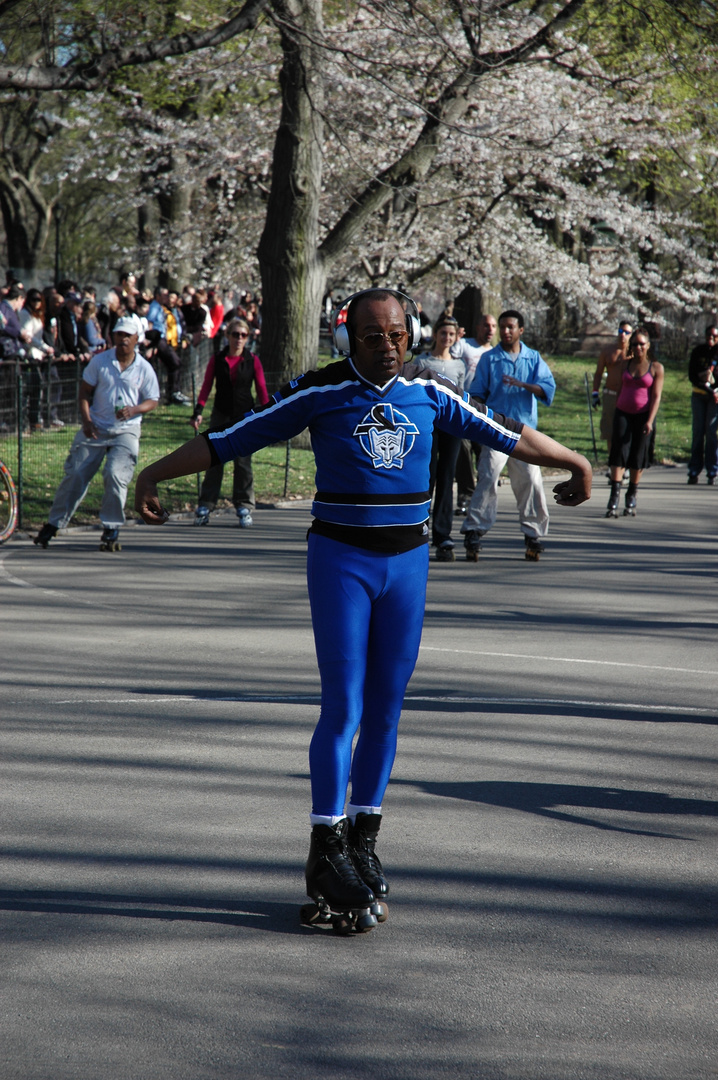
left=476, top=315, right=497, bottom=346
left=499, top=317, right=523, bottom=350
left=351, top=298, right=409, bottom=386
left=158, top=289, right=169, bottom=306
left=618, top=323, right=632, bottom=343
left=113, top=331, right=138, bottom=360
left=706, top=328, right=718, bottom=348
left=168, top=292, right=179, bottom=307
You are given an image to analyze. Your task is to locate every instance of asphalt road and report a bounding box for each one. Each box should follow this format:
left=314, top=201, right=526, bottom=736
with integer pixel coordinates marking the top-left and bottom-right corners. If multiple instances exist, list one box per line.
left=1, top=465, right=716, bottom=1080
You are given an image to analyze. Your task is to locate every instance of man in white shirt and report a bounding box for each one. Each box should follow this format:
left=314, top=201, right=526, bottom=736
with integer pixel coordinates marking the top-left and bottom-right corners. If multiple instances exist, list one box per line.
left=33, top=318, right=160, bottom=551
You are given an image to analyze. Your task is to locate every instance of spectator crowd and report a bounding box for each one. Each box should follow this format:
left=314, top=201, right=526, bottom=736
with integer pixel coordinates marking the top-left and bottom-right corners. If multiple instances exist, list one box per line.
left=0, top=269, right=262, bottom=429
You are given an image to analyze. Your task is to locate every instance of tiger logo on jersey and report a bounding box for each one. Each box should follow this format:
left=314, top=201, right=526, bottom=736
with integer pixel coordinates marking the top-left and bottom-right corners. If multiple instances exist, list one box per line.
left=353, top=403, right=420, bottom=469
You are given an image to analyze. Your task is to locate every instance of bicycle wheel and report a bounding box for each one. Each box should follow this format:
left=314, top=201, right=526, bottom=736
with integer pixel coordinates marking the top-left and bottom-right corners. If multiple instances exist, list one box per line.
left=0, top=458, right=18, bottom=543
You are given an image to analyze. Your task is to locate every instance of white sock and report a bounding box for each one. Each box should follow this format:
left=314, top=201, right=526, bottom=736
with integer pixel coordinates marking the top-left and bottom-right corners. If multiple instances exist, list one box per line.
left=309, top=813, right=345, bottom=827
left=346, top=803, right=382, bottom=824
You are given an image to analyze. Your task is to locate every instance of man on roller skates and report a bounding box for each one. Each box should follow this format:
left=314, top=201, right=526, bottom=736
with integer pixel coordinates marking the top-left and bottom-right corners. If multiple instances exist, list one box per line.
left=34, top=318, right=159, bottom=552
left=460, top=310, right=556, bottom=562
left=134, top=290, right=591, bottom=934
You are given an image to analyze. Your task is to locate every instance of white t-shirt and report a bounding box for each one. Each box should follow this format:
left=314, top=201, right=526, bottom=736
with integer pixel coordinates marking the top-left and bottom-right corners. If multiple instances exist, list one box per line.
left=453, top=337, right=492, bottom=389
left=82, top=347, right=159, bottom=433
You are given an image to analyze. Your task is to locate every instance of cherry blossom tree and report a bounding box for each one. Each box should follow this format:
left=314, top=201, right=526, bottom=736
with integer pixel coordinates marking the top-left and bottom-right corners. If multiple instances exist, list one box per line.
left=0, top=0, right=716, bottom=377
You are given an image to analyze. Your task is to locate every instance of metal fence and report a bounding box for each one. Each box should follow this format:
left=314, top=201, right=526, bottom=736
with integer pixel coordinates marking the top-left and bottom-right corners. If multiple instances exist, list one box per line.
left=0, top=340, right=303, bottom=530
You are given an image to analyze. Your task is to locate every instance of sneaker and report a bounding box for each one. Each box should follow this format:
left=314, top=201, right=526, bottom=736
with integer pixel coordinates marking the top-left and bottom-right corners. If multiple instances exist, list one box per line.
left=687, top=474, right=699, bottom=485
left=169, top=392, right=191, bottom=406
left=237, top=507, right=253, bottom=528
left=708, top=476, right=716, bottom=486
left=194, top=506, right=210, bottom=525
left=435, top=540, right=455, bottom=562
left=50, top=418, right=65, bottom=428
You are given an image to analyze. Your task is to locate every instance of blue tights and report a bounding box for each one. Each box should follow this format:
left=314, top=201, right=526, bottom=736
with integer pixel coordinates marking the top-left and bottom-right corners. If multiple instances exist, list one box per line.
left=306, top=533, right=429, bottom=817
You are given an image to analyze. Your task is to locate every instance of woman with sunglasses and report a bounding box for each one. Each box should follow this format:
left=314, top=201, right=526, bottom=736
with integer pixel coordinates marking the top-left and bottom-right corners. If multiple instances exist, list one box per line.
left=606, top=327, right=664, bottom=517
left=191, top=318, right=269, bottom=527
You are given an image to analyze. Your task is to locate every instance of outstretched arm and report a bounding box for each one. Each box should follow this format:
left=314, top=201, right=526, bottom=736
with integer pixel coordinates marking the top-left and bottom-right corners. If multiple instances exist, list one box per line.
left=135, top=436, right=213, bottom=524
left=511, top=427, right=592, bottom=506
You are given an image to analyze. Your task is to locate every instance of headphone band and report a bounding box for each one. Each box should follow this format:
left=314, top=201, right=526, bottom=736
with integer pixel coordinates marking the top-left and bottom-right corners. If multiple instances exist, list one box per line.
left=331, top=288, right=422, bottom=356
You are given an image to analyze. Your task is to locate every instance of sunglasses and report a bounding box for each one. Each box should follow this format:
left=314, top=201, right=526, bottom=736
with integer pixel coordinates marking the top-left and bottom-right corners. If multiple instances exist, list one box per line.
left=355, top=330, right=408, bottom=349
left=618, top=328, right=631, bottom=335
left=229, top=331, right=249, bottom=338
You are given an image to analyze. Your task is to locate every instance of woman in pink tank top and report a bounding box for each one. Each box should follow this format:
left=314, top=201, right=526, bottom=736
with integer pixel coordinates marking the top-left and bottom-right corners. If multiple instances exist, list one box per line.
left=606, top=328, right=664, bottom=517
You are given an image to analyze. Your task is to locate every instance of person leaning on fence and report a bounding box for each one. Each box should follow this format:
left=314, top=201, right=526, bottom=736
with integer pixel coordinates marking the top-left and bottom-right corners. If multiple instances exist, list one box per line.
left=191, top=317, right=269, bottom=529
left=33, top=317, right=160, bottom=551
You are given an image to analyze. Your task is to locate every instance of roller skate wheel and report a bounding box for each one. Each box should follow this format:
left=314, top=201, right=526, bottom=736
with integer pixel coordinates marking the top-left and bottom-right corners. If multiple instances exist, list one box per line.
left=355, top=911, right=378, bottom=933
left=300, top=902, right=331, bottom=926
left=370, top=901, right=389, bottom=923
left=524, top=549, right=540, bottom=561
left=465, top=548, right=480, bottom=562
left=331, top=913, right=354, bottom=935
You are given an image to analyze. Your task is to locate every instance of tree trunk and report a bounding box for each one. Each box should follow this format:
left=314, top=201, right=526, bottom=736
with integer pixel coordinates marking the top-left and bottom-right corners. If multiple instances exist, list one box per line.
left=157, top=148, right=195, bottom=290
left=257, top=0, right=326, bottom=389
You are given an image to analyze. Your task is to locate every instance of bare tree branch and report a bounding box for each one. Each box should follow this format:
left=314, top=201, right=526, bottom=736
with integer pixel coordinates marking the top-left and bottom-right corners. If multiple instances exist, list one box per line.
left=0, top=0, right=268, bottom=90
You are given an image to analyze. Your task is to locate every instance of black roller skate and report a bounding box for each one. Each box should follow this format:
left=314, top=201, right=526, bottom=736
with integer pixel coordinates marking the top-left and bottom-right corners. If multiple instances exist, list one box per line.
left=623, top=483, right=637, bottom=517
left=300, top=818, right=380, bottom=935
left=347, top=813, right=389, bottom=923
left=99, top=527, right=122, bottom=552
left=524, top=536, right=545, bottom=561
left=33, top=522, right=57, bottom=548
left=606, top=480, right=621, bottom=518
left=463, top=529, right=483, bottom=562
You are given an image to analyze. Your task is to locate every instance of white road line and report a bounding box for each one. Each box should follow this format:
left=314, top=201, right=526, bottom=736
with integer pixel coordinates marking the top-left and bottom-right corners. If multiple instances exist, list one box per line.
left=41, top=693, right=710, bottom=715
left=420, top=645, right=708, bottom=677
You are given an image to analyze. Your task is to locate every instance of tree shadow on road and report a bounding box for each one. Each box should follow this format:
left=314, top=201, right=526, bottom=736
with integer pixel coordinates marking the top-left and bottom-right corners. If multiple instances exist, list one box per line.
left=392, top=778, right=718, bottom=838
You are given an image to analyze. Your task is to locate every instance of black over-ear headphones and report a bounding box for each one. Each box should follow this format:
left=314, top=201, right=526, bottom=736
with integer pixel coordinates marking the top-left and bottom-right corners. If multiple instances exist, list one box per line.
left=331, top=288, right=422, bottom=356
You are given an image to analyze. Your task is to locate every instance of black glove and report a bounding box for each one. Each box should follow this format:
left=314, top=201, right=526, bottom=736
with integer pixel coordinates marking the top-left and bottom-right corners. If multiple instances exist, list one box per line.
left=592, top=391, right=600, bottom=410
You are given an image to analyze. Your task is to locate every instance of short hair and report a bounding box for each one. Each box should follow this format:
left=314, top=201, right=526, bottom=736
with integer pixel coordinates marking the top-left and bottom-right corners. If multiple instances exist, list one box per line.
left=498, top=309, right=524, bottom=328
left=227, top=317, right=250, bottom=336
left=6, top=284, right=22, bottom=301
left=619, top=318, right=632, bottom=329
left=346, top=289, right=404, bottom=333
left=705, top=324, right=718, bottom=339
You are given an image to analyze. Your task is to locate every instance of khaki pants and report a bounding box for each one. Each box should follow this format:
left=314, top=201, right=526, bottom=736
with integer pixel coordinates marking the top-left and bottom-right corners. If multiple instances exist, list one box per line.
left=460, top=445, right=549, bottom=539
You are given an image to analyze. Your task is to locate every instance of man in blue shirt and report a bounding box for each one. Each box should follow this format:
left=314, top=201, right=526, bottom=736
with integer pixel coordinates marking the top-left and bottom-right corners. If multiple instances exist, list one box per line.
left=461, top=309, right=556, bottom=561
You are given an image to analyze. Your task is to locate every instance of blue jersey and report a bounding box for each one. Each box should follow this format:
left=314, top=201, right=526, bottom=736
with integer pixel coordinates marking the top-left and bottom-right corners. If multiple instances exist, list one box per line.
left=205, top=357, right=522, bottom=530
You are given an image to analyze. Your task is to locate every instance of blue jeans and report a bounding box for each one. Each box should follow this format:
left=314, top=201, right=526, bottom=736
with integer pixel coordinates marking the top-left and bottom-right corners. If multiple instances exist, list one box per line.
left=688, top=393, right=718, bottom=478
left=49, top=427, right=140, bottom=529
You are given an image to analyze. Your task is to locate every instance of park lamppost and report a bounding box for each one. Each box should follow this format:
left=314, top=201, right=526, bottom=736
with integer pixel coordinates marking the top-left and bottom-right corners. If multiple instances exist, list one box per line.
left=54, top=202, right=62, bottom=285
